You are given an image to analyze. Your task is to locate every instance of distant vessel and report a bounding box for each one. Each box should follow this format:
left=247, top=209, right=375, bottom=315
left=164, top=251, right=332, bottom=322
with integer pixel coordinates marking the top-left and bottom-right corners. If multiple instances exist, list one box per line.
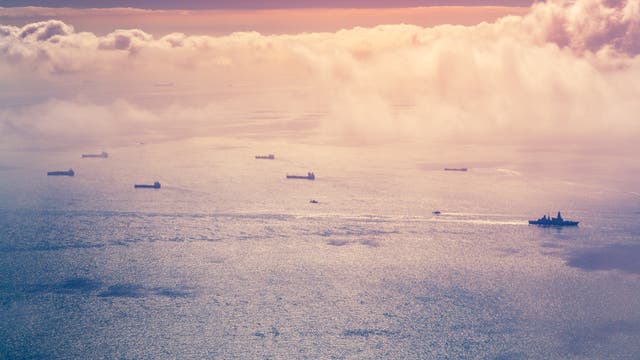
left=134, top=181, right=161, bottom=189
left=444, top=168, right=468, bottom=172
left=433, top=210, right=441, bottom=215
left=82, top=151, right=108, bottom=158
left=47, top=169, right=74, bottom=176
left=529, top=212, right=579, bottom=226
left=310, top=199, right=319, bottom=204
left=255, top=154, right=275, bottom=160
left=287, top=172, right=315, bottom=180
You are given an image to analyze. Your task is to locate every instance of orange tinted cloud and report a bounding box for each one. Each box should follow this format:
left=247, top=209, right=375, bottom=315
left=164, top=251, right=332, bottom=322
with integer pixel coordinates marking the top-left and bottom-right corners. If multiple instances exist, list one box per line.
left=1, top=0, right=639, bottom=150
left=0, top=6, right=529, bottom=35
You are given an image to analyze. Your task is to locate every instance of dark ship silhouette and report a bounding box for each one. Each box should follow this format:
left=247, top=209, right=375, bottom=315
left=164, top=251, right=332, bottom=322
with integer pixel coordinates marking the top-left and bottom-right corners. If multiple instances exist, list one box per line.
left=529, top=212, right=579, bottom=226
left=82, top=151, right=108, bottom=158
left=47, top=169, right=74, bottom=176
left=287, top=172, right=315, bottom=180
left=444, top=168, right=468, bottom=172
left=255, top=154, right=275, bottom=160
left=134, top=181, right=161, bottom=189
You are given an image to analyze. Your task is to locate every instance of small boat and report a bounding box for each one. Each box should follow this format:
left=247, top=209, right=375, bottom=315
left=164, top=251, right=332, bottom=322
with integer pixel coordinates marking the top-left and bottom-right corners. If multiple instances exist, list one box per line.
left=287, top=172, right=315, bottom=180
left=529, top=212, right=579, bottom=226
left=432, top=210, right=441, bottom=215
left=309, top=199, right=319, bottom=204
left=47, top=169, right=74, bottom=176
left=444, top=168, right=468, bottom=172
left=82, top=151, right=108, bottom=158
left=255, top=154, right=275, bottom=160
left=134, top=181, right=161, bottom=189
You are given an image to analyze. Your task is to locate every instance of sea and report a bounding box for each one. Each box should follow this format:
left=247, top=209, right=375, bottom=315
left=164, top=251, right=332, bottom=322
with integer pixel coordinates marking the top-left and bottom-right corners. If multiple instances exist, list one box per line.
left=1, top=138, right=639, bottom=359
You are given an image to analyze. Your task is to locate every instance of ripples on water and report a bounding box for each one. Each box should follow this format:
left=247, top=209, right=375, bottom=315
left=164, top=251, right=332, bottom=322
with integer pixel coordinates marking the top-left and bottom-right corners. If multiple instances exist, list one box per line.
left=1, top=141, right=639, bottom=359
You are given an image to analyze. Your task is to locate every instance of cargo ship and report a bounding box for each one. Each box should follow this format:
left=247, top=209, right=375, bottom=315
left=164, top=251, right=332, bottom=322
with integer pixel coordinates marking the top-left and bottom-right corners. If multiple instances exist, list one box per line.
left=134, top=181, right=161, bottom=189
left=82, top=151, right=108, bottom=158
left=444, top=168, right=468, bottom=172
left=286, top=172, right=315, bottom=180
left=255, top=154, right=275, bottom=160
left=47, top=169, right=74, bottom=176
left=529, top=212, right=578, bottom=226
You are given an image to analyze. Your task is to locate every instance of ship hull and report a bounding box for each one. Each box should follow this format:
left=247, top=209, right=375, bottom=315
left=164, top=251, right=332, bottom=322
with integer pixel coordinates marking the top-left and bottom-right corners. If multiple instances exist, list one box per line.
left=286, top=176, right=314, bottom=180
left=47, top=171, right=74, bottom=176
left=82, top=152, right=108, bottom=158
left=134, top=184, right=160, bottom=189
left=528, top=220, right=579, bottom=226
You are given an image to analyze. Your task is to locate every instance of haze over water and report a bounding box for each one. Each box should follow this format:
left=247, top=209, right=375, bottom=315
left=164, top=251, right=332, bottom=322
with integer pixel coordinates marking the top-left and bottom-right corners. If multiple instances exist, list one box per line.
left=2, top=0, right=640, bottom=358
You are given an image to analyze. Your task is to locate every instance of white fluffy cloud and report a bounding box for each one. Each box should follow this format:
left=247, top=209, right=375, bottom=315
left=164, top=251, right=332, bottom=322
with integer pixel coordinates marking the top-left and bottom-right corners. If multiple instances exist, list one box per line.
left=525, top=0, right=640, bottom=54
left=0, top=0, right=639, bottom=150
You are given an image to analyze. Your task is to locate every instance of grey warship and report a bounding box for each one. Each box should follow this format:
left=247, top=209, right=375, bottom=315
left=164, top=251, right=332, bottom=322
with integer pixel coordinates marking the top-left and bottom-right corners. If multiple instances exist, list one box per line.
left=529, top=212, right=578, bottom=226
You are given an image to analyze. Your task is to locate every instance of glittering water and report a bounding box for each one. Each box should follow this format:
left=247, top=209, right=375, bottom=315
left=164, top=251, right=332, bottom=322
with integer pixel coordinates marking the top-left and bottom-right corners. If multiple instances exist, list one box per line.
left=1, top=139, right=640, bottom=359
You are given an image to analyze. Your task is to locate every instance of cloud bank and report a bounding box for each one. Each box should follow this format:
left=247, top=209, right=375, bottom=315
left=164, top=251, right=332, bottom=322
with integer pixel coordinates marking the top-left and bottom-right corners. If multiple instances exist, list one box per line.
left=0, top=6, right=529, bottom=35
left=1, top=0, right=639, bottom=150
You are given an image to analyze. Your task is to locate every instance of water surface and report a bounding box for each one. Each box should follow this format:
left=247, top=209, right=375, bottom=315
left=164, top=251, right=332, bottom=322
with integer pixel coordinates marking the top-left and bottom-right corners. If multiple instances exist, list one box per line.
left=1, top=140, right=639, bottom=359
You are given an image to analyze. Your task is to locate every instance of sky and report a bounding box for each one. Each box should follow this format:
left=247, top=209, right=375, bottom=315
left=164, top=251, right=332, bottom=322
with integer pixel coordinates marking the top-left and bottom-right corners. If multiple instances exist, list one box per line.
left=1, top=0, right=639, bottom=155
left=2, top=0, right=535, bottom=9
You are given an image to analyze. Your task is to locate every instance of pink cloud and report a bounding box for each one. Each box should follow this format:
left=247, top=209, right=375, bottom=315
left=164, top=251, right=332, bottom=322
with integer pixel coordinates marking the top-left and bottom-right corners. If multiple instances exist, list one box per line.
left=0, top=0, right=638, bottom=150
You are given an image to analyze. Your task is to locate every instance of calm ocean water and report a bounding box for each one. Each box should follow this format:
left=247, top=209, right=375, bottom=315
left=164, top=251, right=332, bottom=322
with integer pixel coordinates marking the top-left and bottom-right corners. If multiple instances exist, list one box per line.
left=1, top=139, right=640, bottom=359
